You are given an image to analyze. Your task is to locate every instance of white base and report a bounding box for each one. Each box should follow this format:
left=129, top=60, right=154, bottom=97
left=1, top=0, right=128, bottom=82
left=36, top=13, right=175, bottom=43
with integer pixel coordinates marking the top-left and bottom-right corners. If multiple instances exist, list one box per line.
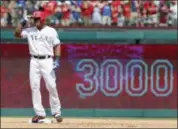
left=28, top=118, right=53, bottom=124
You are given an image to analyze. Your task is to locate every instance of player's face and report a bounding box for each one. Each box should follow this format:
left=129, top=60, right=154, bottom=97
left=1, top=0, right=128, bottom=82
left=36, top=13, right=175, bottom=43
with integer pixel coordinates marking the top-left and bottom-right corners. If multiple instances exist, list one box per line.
left=34, top=18, right=43, bottom=29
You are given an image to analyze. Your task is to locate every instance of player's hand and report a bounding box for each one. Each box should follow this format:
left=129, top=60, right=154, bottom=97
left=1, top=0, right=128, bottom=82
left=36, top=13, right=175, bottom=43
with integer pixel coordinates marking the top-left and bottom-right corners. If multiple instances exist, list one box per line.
left=53, top=59, right=60, bottom=70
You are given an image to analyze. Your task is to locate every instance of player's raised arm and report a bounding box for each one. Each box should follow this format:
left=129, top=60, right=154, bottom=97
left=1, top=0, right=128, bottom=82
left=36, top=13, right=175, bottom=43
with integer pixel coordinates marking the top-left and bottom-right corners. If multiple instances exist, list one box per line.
left=14, top=16, right=30, bottom=38
left=14, top=23, right=23, bottom=38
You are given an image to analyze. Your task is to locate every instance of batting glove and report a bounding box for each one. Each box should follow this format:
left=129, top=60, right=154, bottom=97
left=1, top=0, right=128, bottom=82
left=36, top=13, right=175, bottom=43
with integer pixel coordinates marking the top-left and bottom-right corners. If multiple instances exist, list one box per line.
left=53, top=59, right=60, bottom=70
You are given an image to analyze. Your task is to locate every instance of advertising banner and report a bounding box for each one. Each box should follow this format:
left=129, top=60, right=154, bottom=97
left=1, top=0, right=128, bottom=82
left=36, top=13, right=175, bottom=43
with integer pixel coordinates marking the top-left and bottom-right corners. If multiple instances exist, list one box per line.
left=1, top=44, right=177, bottom=109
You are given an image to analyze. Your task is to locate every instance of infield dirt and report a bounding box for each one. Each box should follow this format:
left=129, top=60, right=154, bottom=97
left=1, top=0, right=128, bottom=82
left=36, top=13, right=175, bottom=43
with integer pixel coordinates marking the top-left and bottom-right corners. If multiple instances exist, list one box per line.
left=1, top=117, right=177, bottom=128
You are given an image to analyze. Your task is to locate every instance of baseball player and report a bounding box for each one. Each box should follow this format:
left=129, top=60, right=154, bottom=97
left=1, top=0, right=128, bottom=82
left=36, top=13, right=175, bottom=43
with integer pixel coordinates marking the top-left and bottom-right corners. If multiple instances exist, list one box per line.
left=14, top=10, right=62, bottom=123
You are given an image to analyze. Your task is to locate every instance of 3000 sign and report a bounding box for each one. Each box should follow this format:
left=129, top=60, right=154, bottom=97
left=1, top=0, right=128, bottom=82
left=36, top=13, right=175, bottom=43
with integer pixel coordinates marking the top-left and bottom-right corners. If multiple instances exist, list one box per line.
left=76, top=59, right=174, bottom=97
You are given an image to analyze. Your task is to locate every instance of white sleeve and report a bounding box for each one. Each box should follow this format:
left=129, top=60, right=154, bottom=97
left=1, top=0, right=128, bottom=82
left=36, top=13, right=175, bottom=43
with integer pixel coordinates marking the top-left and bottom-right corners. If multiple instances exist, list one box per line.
left=21, top=28, right=28, bottom=39
left=52, top=29, right=60, bottom=46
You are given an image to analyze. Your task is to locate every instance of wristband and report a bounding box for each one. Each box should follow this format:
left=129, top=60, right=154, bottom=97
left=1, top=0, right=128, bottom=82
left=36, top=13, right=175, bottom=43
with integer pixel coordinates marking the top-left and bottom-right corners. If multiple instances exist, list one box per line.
left=21, top=20, right=27, bottom=27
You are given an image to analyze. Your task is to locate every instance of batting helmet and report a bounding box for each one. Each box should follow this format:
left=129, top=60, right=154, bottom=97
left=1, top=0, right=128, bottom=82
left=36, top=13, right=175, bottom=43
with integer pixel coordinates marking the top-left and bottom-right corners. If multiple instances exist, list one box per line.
left=32, top=11, right=46, bottom=23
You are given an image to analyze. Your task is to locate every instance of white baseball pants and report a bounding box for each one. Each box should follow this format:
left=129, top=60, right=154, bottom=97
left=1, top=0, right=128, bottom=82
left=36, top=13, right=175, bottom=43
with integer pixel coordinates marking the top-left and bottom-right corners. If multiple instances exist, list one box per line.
left=29, top=57, right=61, bottom=117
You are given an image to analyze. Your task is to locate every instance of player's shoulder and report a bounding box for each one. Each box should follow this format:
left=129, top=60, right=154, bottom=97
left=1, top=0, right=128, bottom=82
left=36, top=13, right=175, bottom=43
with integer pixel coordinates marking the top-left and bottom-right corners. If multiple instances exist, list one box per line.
left=23, top=27, right=36, bottom=32
left=45, top=26, right=58, bottom=32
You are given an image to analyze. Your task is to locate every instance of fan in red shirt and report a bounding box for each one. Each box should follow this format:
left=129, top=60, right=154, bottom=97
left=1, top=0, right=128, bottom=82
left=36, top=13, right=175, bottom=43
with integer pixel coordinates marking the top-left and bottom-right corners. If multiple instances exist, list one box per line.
left=61, top=1, right=71, bottom=26
left=81, top=1, right=93, bottom=26
left=159, top=1, right=170, bottom=27
left=136, top=1, right=147, bottom=27
left=122, top=1, right=131, bottom=26
left=0, top=6, right=9, bottom=27
left=146, top=1, right=158, bottom=27
left=43, top=1, right=57, bottom=18
left=0, top=6, right=9, bottom=17
left=111, top=0, right=120, bottom=25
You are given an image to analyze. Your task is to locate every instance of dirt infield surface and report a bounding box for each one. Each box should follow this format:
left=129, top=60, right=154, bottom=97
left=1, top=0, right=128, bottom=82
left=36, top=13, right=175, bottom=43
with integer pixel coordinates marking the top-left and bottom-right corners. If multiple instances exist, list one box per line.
left=1, top=117, right=177, bottom=128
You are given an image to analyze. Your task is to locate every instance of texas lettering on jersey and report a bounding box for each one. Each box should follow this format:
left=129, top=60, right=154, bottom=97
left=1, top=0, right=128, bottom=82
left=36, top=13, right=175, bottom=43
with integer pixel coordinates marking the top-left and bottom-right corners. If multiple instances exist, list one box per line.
left=30, top=34, right=53, bottom=44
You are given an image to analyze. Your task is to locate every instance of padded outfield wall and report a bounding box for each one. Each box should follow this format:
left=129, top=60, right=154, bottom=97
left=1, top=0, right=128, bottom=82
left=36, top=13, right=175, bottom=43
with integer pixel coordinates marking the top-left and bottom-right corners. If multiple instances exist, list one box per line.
left=0, top=44, right=177, bottom=118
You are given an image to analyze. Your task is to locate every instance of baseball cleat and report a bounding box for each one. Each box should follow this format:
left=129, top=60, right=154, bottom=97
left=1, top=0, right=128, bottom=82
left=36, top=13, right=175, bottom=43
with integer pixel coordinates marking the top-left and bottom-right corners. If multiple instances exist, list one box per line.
left=31, top=115, right=46, bottom=123
left=53, top=114, right=63, bottom=123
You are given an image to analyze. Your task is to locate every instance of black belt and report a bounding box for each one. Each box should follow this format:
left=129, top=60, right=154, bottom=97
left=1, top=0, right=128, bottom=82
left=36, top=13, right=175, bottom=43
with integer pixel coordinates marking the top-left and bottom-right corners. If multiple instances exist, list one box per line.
left=32, top=55, right=52, bottom=59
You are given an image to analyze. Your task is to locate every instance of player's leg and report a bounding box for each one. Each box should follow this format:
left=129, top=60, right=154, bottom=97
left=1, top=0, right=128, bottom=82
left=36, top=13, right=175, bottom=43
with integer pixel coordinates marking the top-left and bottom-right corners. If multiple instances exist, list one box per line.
left=40, top=58, right=62, bottom=117
left=30, top=58, right=46, bottom=118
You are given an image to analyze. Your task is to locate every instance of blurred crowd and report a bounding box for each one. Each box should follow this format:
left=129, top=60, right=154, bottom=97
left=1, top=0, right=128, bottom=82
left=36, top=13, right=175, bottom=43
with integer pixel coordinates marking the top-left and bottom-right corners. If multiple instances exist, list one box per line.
left=0, top=0, right=177, bottom=27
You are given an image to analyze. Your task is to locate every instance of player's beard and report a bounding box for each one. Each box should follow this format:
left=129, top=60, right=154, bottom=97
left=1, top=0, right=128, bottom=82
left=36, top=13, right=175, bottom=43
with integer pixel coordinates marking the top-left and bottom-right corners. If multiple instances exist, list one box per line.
left=35, top=21, right=45, bottom=30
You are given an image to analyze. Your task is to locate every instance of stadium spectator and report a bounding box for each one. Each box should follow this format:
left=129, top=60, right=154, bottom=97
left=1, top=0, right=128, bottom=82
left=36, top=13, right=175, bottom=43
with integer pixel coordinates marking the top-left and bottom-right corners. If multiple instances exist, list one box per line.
left=60, top=1, right=71, bottom=26
left=24, top=1, right=36, bottom=16
left=102, top=1, right=112, bottom=26
left=71, top=1, right=82, bottom=25
left=147, top=1, right=159, bottom=27
left=92, top=4, right=102, bottom=25
left=81, top=1, right=93, bottom=26
left=0, top=5, right=8, bottom=27
left=53, top=1, right=62, bottom=25
left=159, top=1, right=170, bottom=27
left=130, top=0, right=138, bottom=25
left=169, top=1, right=177, bottom=27
left=136, top=1, right=147, bottom=27
left=17, top=0, right=26, bottom=8
left=44, top=0, right=58, bottom=17
left=0, top=0, right=177, bottom=27
left=122, top=1, right=132, bottom=26
left=117, top=7, right=125, bottom=27
left=111, top=0, right=121, bottom=25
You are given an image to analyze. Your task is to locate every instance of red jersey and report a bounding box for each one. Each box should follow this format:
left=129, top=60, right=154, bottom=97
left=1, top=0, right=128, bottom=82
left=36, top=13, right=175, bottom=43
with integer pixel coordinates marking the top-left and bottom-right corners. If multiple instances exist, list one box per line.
left=61, top=5, right=71, bottom=19
left=43, top=1, right=57, bottom=17
left=147, top=2, right=157, bottom=15
left=0, top=6, right=9, bottom=17
left=122, top=3, right=131, bottom=18
left=81, top=3, right=93, bottom=17
left=112, top=0, right=120, bottom=7
left=159, top=4, right=169, bottom=24
left=144, top=1, right=149, bottom=10
left=112, top=1, right=120, bottom=23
